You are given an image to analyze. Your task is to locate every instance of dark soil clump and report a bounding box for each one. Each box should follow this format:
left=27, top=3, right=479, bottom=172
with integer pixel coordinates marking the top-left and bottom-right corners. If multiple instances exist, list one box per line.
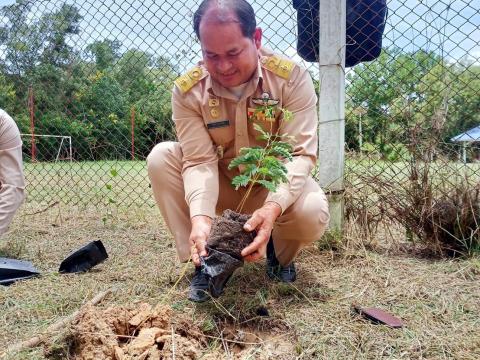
left=207, top=209, right=255, bottom=259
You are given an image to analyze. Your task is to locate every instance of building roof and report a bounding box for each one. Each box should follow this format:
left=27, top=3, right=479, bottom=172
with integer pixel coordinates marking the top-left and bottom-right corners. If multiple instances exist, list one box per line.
left=451, top=125, right=480, bottom=142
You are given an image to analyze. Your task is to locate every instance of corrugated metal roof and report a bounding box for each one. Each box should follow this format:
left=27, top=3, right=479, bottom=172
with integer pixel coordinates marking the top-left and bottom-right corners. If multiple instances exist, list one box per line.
left=451, top=125, right=480, bottom=142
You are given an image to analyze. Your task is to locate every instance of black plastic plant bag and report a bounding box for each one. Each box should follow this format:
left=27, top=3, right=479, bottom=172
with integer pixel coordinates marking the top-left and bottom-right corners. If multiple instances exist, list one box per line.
left=59, top=240, right=108, bottom=273
left=293, top=0, right=387, bottom=67
left=200, top=247, right=243, bottom=298
left=0, top=257, right=40, bottom=286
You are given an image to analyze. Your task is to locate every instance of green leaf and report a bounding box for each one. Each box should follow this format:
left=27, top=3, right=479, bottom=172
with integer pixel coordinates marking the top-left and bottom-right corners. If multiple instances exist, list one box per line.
left=273, top=141, right=294, bottom=151
left=257, top=179, right=277, bottom=192
left=244, top=164, right=258, bottom=176
left=228, top=155, right=248, bottom=169
left=105, top=184, right=112, bottom=190
left=231, top=174, right=250, bottom=190
left=253, top=123, right=268, bottom=137
left=110, top=168, right=118, bottom=177
left=281, top=109, right=293, bottom=122
left=270, top=145, right=293, bottom=161
left=263, top=156, right=283, bottom=168
left=228, top=147, right=263, bottom=169
left=256, top=134, right=270, bottom=141
left=258, top=167, right=270, bottom=175
left=108, top=197, right=116, bottom=204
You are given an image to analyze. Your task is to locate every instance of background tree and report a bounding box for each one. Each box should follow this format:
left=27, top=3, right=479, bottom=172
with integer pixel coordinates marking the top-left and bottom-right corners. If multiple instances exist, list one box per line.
left=86, top=39, right=122, bottom=71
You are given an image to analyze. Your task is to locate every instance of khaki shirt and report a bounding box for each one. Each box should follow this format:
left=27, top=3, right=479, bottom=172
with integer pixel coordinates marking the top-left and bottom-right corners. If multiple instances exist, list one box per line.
left=172, top=48, right=318, bottom=218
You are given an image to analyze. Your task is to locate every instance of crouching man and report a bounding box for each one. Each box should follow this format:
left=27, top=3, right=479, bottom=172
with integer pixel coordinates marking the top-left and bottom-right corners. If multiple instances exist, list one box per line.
left=0, top=109, right=25, bottom=238
left=148, top=0, right=329, bottom=302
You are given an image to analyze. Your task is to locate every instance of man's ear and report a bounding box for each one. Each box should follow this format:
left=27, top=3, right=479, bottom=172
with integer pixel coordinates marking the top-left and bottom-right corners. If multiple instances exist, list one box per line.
left=253, top=27, right=262, bottom=49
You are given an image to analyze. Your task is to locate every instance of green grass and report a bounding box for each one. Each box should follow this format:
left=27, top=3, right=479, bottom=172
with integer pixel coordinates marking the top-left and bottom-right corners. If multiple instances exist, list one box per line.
left=1, top=208, right=479, bottom=359
left=0, top=158, right=478, bottom=358
left=23, top=160, right=154, bottom=208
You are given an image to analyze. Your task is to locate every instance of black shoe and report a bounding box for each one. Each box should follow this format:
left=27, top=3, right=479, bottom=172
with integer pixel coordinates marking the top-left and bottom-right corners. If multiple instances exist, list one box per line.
left=266, top=237, right=297, bottom=283
left=188, top=267, right=210, bottom=303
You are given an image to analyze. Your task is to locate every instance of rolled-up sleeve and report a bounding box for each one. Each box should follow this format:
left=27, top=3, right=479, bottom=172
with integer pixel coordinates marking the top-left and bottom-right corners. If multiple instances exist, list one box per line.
left=265, top=68, right=318, bottom=213
left=172, top=87, right=219, bottom=218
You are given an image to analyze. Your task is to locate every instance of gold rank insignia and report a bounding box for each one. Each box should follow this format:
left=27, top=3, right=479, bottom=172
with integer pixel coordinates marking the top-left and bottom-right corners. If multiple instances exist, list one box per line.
left=260, top=55, right=295, bottom=79
left=208, top=98, right=219, bottom=107
left=210, top=108, right=220, bottom=118
left=174, top=66, right=204, bottom=93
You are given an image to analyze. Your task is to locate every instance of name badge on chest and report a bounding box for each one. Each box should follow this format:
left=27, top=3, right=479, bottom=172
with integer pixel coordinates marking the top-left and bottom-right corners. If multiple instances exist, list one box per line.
left=207, top=120, right=230, bottom=129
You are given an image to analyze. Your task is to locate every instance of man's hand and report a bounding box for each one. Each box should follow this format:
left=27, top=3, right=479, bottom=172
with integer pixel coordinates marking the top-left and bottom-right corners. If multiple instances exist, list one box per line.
left=189, top=215, right=212, bottom=267
left=241, top=202, right=282, bottom=262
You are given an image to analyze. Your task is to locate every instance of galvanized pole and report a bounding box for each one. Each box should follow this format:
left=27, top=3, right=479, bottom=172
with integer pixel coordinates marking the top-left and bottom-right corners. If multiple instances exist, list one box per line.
left=318, top=0, right=346, bottom=230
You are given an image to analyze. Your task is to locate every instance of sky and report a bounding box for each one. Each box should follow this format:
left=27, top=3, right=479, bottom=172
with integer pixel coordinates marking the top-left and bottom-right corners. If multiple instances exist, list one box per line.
left=0, top=0, right=479, bottom=73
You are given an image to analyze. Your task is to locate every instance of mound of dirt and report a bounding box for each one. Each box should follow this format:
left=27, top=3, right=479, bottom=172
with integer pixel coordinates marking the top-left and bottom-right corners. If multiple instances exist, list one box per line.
left=68, top=303, right=207, bottom=360
left=207, top=209, right=255, bottom=259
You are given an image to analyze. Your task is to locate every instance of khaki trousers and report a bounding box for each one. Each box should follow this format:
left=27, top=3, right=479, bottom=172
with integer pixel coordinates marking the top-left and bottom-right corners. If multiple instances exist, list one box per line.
left=0, top=110, right=25, bottom=237
left=147, top=142, right=330, bottom=265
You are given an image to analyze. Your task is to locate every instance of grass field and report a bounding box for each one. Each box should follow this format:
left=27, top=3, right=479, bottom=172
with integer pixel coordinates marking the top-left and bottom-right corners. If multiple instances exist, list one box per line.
left=1, top=160, right=479, bottom=359
left=23, top=160, right=154, bottom=208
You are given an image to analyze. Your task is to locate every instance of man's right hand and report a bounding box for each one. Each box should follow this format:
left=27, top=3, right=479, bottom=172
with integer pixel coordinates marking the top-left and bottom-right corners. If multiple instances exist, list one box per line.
left=189, top=215, right=212, bottom=266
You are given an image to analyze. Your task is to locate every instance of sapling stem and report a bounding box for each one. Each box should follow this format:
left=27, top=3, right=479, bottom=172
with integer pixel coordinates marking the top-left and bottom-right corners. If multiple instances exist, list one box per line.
left=230, top=103, right=294, bottom=214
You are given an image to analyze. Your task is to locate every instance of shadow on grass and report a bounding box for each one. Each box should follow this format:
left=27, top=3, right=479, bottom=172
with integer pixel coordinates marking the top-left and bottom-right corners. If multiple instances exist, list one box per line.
left=190, top=261, right=332, bottom=327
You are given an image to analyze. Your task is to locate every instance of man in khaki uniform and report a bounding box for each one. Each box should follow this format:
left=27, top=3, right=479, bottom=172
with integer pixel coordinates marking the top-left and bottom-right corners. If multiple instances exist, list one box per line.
left=0, top=109, right=25, bottom=237
left=148, top=0, right=329, bottom=302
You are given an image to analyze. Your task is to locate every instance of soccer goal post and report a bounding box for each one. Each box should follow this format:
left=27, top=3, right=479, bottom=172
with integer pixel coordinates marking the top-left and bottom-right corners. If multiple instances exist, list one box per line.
left=20, top=134, right=73, bottom=162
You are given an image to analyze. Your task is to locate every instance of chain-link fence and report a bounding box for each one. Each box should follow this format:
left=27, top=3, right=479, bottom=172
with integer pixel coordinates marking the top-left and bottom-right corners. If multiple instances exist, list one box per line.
left=1, top=0, right=479, bottom=246
left=343, top=1, right=480, bottom=254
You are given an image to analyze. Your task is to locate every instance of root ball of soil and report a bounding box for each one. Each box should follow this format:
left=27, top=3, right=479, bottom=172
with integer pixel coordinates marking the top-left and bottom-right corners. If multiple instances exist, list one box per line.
left=207, top=209, right=255, bottom=259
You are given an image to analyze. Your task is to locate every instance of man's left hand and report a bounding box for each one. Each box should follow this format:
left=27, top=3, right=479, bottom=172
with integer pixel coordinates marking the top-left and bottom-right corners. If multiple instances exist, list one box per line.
left=241, top=201, right=282, bottom=262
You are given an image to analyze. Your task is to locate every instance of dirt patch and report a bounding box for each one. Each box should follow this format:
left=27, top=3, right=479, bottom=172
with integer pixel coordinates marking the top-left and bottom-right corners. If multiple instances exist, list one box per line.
left=207, top=209, right=255, bottom=259
left=216, top=321, right=296, bottom=360
left=61, top=302, right=295, bottom=360
left=66, top=303, right=207, bottom=360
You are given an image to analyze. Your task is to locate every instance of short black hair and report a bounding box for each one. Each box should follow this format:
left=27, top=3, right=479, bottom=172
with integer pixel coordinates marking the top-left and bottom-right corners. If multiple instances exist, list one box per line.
left=193, top=0, right=257, bottom=40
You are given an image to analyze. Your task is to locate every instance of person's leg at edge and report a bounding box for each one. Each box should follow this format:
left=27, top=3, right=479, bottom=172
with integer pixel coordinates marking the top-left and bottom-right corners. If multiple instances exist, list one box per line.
left=0, top=112, right=26, bottom=237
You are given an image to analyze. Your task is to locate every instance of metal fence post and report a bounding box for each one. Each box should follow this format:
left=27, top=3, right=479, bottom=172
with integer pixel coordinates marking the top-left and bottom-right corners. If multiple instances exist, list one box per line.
left=318, top=0, right=346, bottom=231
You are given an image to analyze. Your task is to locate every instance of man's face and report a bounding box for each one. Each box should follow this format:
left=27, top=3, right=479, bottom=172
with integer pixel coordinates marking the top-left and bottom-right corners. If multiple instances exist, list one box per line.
left=199, top=19, right=261, bottom=88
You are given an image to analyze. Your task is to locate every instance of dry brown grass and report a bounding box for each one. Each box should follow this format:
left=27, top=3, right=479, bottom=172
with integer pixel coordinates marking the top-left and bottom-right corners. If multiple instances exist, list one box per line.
left=1, top=203, right=480, bottom=359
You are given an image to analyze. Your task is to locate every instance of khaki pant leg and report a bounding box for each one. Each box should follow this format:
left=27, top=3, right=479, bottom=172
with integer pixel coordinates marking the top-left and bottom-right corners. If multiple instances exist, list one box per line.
left=271, top=177, right=330, bottom=266
left=147, top=142, right=192, bottom=262
left=0, top=112, right=25, bottom=237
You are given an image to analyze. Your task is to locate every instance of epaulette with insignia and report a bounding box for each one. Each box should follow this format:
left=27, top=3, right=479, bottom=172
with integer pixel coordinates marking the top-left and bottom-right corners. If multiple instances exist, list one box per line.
left=260, top=55, right=295, bottom=79
left=174, top=66, right=205, bottom=93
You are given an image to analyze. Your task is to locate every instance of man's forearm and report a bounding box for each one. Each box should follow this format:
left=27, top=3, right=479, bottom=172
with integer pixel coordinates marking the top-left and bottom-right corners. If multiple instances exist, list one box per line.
left=183, top=162, right=219, bottom=218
